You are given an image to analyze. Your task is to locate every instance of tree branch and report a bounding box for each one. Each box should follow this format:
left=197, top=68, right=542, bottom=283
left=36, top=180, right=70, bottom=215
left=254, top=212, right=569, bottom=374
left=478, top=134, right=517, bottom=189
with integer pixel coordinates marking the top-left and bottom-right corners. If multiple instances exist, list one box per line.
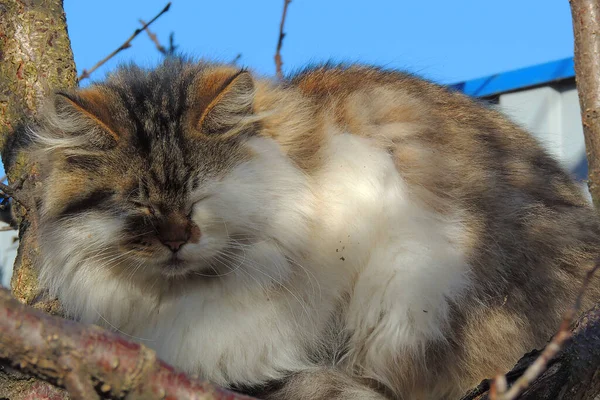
left=231, top=53, right=242, bottom=65
left=570, top=0, right=600, bottom=208
left=168, top=33, right=179, bottom=56
left=139, top=19, right=167, bottom=55
left=274, top=0, right=292, bottom=79
left=0, top=287, right=256, bottom=399
left=78, top=2, right=172, bottom=82
left=0, top=173, right=30, bottom=212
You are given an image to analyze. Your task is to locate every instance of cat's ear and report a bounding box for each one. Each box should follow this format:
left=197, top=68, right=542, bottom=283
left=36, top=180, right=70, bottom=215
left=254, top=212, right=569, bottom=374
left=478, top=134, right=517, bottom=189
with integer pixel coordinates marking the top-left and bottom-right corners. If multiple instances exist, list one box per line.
left=47, top=89, right=121, bottom=148
left=196, top=71, right=255, bottom=135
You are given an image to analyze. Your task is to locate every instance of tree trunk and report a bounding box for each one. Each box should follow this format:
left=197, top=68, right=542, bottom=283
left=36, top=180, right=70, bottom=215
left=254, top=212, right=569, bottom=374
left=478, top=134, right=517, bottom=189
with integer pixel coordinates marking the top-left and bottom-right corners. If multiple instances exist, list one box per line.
left=0, top=0, right=76, bottom=397
left=0, top=0, right=75, bottom=310
left=570, top=0, right=600, bottom=209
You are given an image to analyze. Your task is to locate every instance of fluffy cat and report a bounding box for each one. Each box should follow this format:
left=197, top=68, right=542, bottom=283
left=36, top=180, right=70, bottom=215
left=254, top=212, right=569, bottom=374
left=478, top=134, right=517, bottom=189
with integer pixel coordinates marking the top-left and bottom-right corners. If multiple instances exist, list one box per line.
left=29, top=58, right=600, bottom=399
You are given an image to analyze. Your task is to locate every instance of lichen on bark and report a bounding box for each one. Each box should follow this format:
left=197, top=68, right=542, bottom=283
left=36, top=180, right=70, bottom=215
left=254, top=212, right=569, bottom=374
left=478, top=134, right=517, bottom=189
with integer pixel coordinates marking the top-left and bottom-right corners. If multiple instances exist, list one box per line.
left=0, top=0, right=76, bottom=397
left=0, top=0, right=76, bottom=306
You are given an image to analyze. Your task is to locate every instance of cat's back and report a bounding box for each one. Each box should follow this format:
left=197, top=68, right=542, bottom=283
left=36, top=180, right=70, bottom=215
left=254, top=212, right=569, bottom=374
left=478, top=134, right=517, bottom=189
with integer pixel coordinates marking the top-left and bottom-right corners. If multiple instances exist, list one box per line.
left=290, top=63, right=600, bottom=326
left=288, top=64, right=590, bottom=211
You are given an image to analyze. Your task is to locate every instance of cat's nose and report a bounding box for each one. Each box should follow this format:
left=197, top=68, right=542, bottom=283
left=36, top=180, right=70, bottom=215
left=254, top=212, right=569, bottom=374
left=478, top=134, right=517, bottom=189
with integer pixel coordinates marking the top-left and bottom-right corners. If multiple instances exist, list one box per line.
left=158, top=212, right=193, bottom=252
left=161, top=239, right=187, bottom=252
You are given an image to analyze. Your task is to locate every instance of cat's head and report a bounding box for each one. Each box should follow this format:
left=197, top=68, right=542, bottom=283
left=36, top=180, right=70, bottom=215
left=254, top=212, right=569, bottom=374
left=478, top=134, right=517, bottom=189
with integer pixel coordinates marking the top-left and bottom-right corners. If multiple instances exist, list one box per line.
left=31, top=60, right=312, bottom=291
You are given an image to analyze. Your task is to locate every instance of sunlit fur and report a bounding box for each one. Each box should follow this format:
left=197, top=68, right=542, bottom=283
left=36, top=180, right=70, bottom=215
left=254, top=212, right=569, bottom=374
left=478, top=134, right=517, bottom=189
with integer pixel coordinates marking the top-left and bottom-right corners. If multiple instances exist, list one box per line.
left=30, top=59, right=600, bottom=399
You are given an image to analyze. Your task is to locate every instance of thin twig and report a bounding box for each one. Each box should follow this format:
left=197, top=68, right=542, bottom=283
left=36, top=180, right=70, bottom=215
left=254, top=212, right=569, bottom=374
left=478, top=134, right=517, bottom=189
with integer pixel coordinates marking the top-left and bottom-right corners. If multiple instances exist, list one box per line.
left=231, top=53, right=242, bottom=65
left=168, top=32, right=178, bottom=55
left=0, top=173, right=30, bottom=212
left=0, top=226, right=16, bottom=232
left=274, top=0, right=292, bottom=79
left=77, top=3, right=172, bottom=82
left=0, top=182, right=17, bottom=199
left=139, top=19, right=167, bottom=55
left=490, top=260, right=600, bottom=400
left=489, top=374, right=507, bottom=400
left=0, top=182, right=28, bottom=211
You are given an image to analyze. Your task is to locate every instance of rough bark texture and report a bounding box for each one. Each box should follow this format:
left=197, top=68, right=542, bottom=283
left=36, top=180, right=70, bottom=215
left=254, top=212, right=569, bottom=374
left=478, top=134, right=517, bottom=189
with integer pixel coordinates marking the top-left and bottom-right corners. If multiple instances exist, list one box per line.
left=0, top=0, right=74, bottom=311
left=0, top=288, right=256, bottom=400
left=461, top=305, right=600, bottom=400
left=0, top=0, right=75, bottom=397
left=571, top=0, right=600, bottom=209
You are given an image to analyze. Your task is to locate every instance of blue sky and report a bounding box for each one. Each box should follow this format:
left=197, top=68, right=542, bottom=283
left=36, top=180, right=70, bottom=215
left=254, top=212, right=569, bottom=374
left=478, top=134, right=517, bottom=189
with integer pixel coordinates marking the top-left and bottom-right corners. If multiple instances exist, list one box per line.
left=64, top=0, right=575, bottom=84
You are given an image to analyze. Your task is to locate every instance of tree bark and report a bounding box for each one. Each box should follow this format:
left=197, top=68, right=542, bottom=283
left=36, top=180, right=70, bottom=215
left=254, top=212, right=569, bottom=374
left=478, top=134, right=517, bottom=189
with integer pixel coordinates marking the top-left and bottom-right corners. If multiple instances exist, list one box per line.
left=0, top=287, right=255, bottom=400
left=0, top=0, right=76, bottom=396
left=0, top=0, right=75, bottom=310
left=570, top=0, right=600, bottom=208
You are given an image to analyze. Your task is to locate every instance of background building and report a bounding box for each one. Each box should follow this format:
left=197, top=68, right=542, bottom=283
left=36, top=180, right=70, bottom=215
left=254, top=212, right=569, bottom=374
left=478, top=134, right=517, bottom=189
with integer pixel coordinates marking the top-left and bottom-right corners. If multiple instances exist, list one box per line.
left=0, top=56, right=587, bottom=286
left=0, top=204, right=18, bottom=287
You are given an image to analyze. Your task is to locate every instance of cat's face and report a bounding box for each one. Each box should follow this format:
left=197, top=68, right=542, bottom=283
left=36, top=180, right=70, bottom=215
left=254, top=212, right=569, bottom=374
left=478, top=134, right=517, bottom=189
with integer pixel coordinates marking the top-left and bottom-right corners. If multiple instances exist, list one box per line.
left=34, top=61, right=310, bottom=285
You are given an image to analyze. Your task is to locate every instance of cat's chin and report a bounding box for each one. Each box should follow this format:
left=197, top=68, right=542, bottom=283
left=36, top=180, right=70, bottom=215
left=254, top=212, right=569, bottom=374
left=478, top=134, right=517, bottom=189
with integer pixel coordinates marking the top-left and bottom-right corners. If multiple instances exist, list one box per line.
left=160, top=257, right=196, bottom=278
left=159, top=256, right=221, bottom=279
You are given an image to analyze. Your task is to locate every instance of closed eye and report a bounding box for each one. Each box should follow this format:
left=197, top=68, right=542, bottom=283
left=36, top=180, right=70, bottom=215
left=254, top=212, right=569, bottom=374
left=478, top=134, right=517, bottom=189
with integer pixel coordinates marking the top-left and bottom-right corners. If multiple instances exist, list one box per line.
left=131, top=201, right=156, bottom=216
left=188, top=194, right=213, bottom=217
left=193, top=194, right=212, bottom=204
left=59, top=189, right=115, bottom=218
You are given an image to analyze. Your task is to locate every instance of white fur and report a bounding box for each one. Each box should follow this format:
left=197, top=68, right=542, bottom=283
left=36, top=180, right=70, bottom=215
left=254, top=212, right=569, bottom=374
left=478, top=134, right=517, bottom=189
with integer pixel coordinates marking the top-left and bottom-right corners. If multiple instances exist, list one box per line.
left=38, top=132, right=472, bottom=389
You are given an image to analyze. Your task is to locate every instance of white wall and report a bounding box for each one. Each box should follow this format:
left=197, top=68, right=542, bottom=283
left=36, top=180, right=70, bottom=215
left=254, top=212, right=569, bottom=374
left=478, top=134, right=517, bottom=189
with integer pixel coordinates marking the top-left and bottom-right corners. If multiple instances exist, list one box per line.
left=0, top=226, right=18, bottom=287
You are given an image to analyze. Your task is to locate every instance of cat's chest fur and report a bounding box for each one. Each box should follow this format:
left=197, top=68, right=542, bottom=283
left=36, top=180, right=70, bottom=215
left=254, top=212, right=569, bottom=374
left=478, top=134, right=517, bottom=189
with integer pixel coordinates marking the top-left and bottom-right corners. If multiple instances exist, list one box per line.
left=55, top=132, right=470, bottom=388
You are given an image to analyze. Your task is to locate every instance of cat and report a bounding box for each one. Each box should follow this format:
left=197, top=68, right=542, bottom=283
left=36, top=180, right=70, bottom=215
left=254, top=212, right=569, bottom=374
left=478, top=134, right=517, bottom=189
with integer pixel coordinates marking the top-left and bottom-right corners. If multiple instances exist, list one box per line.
left=28, top=58, right=600, bottom=399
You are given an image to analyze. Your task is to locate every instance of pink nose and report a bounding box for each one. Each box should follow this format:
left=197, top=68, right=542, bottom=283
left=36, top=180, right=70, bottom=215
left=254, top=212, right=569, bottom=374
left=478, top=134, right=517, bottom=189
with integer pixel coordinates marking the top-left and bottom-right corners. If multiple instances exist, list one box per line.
left=162, top=240, right=187, bottom=252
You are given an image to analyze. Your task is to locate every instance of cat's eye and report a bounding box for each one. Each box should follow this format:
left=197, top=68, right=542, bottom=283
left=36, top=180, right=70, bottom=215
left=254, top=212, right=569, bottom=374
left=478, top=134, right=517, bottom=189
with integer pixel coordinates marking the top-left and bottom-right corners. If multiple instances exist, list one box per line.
left=192, top=194, right=212, bottom=206
left=188, top=194, right=212, bottom=216
left=193, top=194, right=212, bottom=203
left=132, top=201, right=156, bottom=216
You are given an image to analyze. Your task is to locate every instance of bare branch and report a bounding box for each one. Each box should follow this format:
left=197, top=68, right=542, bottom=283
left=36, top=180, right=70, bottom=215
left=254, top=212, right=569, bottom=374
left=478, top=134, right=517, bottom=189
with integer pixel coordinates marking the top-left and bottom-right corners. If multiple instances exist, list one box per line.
left=78, top=3, right=172, bottom=82
left=489, top=374, right=506, bottom=400
left=168, top=32, right=178, bottom=55
left=0, top=181, right=29, bottom=212
left=0, top=226, right=17, bottom=232
left=274, top=0, right=292, bottom=79
left=231, top=53, right=242, bottom=65
left=139, top=19, right=167, bottom=55
left=0, top=287, right=257, bottom=399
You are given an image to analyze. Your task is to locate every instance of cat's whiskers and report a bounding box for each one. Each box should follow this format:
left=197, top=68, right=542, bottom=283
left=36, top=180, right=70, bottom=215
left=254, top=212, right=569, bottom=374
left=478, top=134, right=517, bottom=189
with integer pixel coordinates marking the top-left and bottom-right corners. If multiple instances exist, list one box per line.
left=215, top=248, right=313, bottom=325
left=92, top=304, right=156, bottom=342
left=86, top=249, right=138, bottom=274
left=271, top=240, right=322, bottom=302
